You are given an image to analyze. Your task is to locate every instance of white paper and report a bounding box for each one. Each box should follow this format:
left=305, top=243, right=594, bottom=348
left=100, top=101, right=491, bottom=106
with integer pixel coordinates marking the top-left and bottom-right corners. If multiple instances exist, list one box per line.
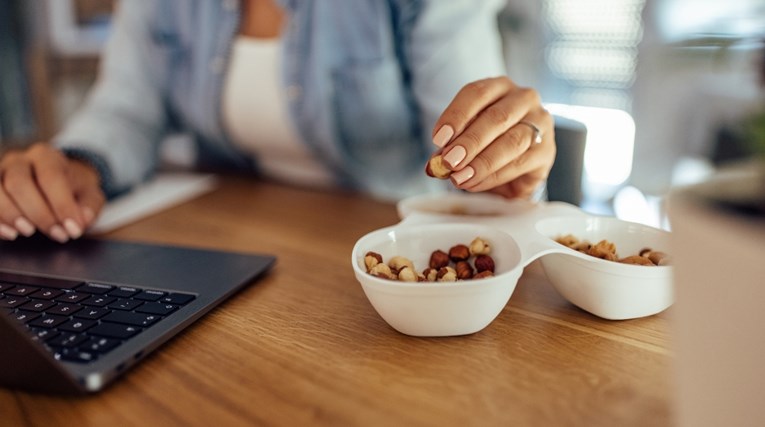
left=88, top=172, right=218, bottom=234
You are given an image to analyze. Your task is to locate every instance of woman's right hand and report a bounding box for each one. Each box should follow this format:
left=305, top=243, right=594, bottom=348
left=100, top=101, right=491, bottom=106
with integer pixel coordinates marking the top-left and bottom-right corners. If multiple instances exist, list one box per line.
left=0, top=143, right=105, bottom=243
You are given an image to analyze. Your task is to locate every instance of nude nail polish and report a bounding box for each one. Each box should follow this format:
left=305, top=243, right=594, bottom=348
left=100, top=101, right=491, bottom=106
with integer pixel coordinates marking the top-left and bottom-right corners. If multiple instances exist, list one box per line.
left=63, top=218, right=83, bottom=239
left=450, top=166, right=475, bottom=185
left=49, top=225, right=69, bottom=244
left=0, top=224, right=18, bottom=240
left=433, top=125, right=454, bottom=148
left=443, top=146, right=467, bottom=168
left=14, top=217, right=35, bottom=237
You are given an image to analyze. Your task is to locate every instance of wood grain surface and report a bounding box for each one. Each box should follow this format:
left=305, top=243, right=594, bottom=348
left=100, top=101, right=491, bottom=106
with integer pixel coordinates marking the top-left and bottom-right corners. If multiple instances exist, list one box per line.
left=0, top=176, right=674, bottom=427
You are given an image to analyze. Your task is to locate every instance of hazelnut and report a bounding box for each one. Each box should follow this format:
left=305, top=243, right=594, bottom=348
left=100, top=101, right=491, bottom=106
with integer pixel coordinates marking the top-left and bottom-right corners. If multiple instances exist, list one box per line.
left=587, top=240, right=617, bottom=261
left=364, top=251, right=383, bottom=271
left=644, top=251, right=670, bottom=266
left=398, top=266, right=418, bottom=282
left=448, top=244, right=470, bottom=262
left=426, top=155, right=451, bottom=179
left=436, top=266, right=457, bottom=282
left=639, top=247, right=653, bottom=257
left=474, top=254, right=495, bottom=273
left=469, top=237, right=491, bottom=256
left=422, top=267, right=438, bottom=282
left=555, top=234, right=579, bottom=247
left=455, top=261, right=474, bottom=280
left=473, top=270, right=494, bottom=279
left=618, top=255, right=655, bottom=266
left=388, top=256, right=415, bottom=273
left=429, top=250, right=450, bottom=269
left=571, top=242, right=592, bottom=253
left=369, top=263, right=394, bottom=279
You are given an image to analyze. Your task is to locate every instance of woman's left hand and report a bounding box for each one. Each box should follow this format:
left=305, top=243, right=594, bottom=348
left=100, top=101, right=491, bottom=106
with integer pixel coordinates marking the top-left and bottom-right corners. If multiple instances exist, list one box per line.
left=426, top=76, right=556, bottom=199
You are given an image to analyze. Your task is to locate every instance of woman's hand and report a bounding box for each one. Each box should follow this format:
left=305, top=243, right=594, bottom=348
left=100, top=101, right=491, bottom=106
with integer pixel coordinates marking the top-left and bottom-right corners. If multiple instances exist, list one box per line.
left=427, top=76, right=556, bottom=199
left=0, top=143, right=105, bottom=243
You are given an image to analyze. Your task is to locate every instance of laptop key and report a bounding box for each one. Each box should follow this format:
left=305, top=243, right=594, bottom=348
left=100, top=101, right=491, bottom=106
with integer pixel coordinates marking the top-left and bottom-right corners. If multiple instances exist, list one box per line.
left=82, top=295, right=116, bottom=307
left=133, top=290, right=165, bottom=301
left=29, top=289, right=65, bottom=300
left=160, top=293, right=196, bottom=305
left=103, top=311, right=161, bottom=327
left=19, top=300, right=56, bottom=312
left=78, top=283, right=113, bottom=295
left=108, top=298, right=144, bottom=311
left=56, top=348, right=98, bottom=364
left=88, top=323, right=142, bottom=339
left=28, top=314, right=68, bottom=328
left=13, top=310, right=41, bottom=323
left=80, top=337, right=121, bottom=354
left=108, top=287, right=140, bottom=298
left=74, top=307, right=110, bottom=320
left=0, top=282, right=15, bottom=292
left=5, top=286, right=39, bottom=297
left=47, top=333, right=89, bottom=348
left=47, top=303, right=83, bottom=316
left=55, top=292, right=90, bottom=303
left=0, top=297, right=30, bottom=308
left=31, top=328, right=60, bottom=342
left=58, top=319, right=97, bottom=333
left=135, top=302, right=178, bottom=315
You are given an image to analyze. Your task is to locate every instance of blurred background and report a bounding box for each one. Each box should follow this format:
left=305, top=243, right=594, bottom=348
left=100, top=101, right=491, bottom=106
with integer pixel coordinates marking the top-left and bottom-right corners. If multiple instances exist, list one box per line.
left=1, top=0, right=764, bottom=226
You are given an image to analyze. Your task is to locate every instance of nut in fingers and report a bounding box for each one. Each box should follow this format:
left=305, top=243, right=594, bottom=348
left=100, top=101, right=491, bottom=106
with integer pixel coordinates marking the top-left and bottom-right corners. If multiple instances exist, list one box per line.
left=426, top=155, right=452, bottom=179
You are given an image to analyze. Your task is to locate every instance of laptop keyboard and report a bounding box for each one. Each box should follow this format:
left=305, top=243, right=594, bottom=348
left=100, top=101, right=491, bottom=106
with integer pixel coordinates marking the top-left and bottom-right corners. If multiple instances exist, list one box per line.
left=0, top=274, right=195, bottom=364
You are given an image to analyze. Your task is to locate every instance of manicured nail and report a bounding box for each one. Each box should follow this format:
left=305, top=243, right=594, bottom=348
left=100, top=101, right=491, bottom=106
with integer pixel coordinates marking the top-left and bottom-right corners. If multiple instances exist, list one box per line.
left=443, top=145, right=467, bottom=168
left=0, top=224, right=18, bottom=240
left=63, top=219, right=83, bottom=239
left=49, top=225, right=69, bottom=243
left=14, top=217, right=36, bottom=237
left=450, top=166, right=475, bottom=185
left=432, top=125, right=454, bottom=148
left=82, top=207, right=95, bottom=224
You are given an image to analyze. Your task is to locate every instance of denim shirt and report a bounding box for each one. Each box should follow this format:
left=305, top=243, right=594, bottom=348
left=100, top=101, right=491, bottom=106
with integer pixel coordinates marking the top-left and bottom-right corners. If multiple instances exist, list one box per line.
left=56, top=0, right=506, bottom=200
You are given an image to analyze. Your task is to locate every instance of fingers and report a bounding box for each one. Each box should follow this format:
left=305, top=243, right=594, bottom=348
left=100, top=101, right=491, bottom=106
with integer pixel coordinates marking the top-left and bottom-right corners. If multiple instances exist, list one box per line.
left=431, top=77, right=515, bottom=148
left=2, top=154, right=67, bottom=242
left=450, top=110, right=555, bottom=192
left=69, top=160, right=105, bottom=229
left=428, top=76, right=557, bottom=198
left=0, top=143, right=102, bottom=243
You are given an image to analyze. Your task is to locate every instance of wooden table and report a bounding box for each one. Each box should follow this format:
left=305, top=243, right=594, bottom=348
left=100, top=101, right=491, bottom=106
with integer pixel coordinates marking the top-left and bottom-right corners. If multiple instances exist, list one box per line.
left=0, top=177, right=674, bottom=427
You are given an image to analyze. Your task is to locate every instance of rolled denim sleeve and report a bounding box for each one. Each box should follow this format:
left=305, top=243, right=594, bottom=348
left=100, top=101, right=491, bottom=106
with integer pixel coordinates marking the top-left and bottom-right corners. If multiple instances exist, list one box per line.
left=397, top=0, right=508, bottom=146
left=54, top=0, right=168, bottom=195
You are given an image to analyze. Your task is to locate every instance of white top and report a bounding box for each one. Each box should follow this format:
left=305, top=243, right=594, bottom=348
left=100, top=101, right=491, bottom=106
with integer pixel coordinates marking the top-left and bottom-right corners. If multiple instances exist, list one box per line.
left=222, top=36, right=336, bottom=189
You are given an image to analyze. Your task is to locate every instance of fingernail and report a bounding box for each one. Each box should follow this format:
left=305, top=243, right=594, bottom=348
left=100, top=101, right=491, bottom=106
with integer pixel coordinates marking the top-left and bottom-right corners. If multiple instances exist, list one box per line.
left=433, top=125, right=454, bottom=148
left=450, top=166, right=475, bottom=185
left=0, top=224, right=18, bottom=240
left=14, top=217, right=36, bottom=237
left=82, top=207, right=95, bottom=224
left=49, top=225, right=69, bottom=244
left=63, top=219, right=83, bottom=239
left=443, top=146, right=467, bottom=168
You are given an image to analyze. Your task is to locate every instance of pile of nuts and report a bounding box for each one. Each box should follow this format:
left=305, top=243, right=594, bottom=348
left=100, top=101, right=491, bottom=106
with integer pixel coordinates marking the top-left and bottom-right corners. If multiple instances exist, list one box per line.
left=554, top=234, right=671, bottom=266
left=364, top=237, right=496, bottom=282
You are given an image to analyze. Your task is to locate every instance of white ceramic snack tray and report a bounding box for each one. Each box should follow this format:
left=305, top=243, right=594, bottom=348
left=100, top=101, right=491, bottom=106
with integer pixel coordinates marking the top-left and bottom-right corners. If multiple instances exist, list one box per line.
left=393, top=192, right=674, bottom=321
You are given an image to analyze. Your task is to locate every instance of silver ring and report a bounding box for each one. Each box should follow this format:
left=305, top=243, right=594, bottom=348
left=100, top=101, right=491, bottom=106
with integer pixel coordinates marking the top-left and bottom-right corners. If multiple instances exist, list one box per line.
left=518, top=121, right=543, bottom=144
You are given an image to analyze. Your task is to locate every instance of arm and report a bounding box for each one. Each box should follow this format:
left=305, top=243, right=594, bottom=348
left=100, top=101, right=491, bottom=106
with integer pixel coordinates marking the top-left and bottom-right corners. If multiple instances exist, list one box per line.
left=54, top=0, right=170, bottom=196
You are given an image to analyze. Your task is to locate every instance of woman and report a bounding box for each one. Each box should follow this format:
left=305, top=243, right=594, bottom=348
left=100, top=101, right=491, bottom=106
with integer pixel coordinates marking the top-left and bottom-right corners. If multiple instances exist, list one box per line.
left=0, top=0, right=554, bottom=243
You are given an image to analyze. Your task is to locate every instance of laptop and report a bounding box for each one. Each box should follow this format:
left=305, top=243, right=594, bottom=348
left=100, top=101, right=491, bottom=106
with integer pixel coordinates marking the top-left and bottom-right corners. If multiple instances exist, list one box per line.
left=0, top=235, right=275, bottom=394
